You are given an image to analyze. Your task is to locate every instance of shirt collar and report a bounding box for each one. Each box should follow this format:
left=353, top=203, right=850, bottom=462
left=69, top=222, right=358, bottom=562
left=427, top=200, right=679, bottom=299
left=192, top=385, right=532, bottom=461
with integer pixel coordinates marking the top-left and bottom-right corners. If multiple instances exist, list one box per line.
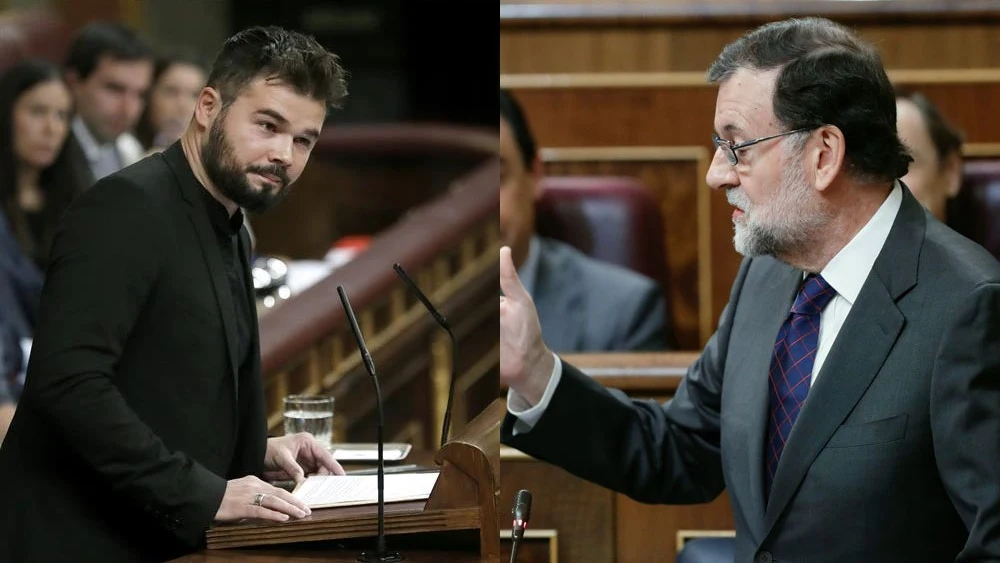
left=199, top=186, right=244, bottom=237
left=71, top=116, right=113, bottom=162
left=818, top=181, right=902, bottom=305
left=519, top=235, right=541, bottom=296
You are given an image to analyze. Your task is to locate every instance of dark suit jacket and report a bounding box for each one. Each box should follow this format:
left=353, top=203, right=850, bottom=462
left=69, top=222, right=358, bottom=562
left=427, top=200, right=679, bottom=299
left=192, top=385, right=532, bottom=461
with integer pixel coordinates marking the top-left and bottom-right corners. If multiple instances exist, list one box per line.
left=504, top=187, right=1000, bottom=562
left=65, top=131, right=97, bottom=189
left=533, top=237, right=668, bottom=352
left=0, top=143, right=267, bottom=563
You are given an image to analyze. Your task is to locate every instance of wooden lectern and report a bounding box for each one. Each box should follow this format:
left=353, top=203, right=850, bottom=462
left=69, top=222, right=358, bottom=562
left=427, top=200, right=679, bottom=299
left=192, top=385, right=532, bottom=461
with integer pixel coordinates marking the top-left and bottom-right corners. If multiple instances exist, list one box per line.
left=201, top=399, right=504, bottom=561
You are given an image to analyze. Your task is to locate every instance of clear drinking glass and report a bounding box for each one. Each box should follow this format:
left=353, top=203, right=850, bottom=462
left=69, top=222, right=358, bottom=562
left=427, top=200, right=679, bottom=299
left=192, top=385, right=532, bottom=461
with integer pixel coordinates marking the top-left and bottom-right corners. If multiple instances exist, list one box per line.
left=283, top=394, right=334, bottom=448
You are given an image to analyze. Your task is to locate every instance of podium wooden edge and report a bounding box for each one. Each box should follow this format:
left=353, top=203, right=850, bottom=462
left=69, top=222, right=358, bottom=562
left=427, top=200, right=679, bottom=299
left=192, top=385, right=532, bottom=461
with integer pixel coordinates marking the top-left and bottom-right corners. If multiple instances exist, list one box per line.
left=204, top=398, right=503, bottom=559
left=426, top=397, right=503, bottom=558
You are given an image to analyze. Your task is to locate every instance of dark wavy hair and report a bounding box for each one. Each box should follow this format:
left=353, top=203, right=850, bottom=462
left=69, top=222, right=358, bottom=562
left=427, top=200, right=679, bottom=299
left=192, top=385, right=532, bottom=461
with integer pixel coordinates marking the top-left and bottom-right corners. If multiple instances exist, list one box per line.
left=707, top=17, right=912, bottom=183
left=64, top=21, right=154, bottom=80
left=0, top=59, right=84, bottom=268
left=206, top=26, right=348, bottom=112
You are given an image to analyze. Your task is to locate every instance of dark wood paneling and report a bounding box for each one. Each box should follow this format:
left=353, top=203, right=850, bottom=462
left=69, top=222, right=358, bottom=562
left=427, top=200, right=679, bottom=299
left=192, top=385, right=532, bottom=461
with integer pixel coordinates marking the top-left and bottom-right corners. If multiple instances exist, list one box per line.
left=501, top=0, right=1000, bottom=24
left=501, top=2, right=1000, bottom=73
left=500, top=532, right=558, bottom=563
left=501, top=454, right=616, bottom=563
left=616, top=494, right=734, bottom=563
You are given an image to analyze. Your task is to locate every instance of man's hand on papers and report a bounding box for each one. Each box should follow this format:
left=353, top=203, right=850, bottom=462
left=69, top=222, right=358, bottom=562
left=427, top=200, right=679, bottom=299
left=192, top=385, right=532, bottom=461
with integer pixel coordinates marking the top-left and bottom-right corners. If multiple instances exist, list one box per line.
left=264, top=433, right=345, bottom=485
left=214, top=475, right=311, bottom=523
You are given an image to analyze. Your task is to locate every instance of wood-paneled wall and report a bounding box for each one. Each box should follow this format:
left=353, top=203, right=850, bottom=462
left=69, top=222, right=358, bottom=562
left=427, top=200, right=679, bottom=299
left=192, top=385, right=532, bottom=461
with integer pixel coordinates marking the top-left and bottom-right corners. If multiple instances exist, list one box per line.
left=501, top=1, right=1000, bottom=73
left=504, top=73, right=1000, bottom=346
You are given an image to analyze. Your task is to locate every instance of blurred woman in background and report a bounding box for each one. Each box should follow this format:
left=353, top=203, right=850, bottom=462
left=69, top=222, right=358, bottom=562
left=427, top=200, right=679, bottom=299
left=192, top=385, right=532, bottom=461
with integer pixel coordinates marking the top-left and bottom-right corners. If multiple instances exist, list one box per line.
left=895, top=87, right=964, bottom=221
left=135, top=51, right=207, bottom=153
left=0, top=57, right=81, bottom=271
left=0, top=57, right=80, bottom=440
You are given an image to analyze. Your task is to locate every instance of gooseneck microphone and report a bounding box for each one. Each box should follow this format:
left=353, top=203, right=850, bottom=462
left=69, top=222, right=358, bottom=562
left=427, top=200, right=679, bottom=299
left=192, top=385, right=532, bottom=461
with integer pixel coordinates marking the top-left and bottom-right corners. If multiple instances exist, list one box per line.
left=510, top=489, right=532, bottom=563
left=392, top=263, right=457, bottom=448
left=337, top=285, right=403, bottom=563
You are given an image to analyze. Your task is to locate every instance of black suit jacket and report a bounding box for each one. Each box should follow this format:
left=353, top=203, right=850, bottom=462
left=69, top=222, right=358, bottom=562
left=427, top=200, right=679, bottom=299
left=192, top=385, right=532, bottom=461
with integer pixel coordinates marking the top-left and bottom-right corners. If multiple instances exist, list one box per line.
left=0, top=143, right=266, bottom=563
left=64, top=131, right=97, bottom=189
left=531, top=237, right=668, bottom=352
left=504, top=187, right=1000, bottom=562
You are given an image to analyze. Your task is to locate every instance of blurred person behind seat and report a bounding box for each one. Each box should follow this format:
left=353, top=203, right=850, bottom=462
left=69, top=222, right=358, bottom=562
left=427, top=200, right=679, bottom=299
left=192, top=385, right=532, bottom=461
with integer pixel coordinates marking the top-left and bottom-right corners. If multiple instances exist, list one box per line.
left=499, top=88, right=669, bottom=352
left=895, top=86, right=963, bottom=222
left=135, top=49, right=207, bottom=154
left=64, top=21, right=154, bottom=186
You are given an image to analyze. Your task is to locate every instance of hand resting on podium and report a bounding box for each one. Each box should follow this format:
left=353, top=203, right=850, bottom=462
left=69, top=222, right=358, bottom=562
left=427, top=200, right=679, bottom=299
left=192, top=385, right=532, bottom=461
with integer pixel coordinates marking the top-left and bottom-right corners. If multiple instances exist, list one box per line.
left=214, top=432, right=345, bottom=524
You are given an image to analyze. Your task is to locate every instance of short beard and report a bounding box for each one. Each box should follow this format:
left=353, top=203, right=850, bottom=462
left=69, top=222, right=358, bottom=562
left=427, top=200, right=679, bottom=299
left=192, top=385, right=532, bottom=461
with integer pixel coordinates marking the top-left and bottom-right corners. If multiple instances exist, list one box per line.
left=201, top=108, right=291, bottom=213
left=729, top=145, right=831, bottom=260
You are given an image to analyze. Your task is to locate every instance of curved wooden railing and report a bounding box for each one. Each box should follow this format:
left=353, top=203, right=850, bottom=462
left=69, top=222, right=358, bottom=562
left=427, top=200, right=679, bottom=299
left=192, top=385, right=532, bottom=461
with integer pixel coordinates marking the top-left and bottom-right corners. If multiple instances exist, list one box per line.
left=258, top=158, right=500, bottom=446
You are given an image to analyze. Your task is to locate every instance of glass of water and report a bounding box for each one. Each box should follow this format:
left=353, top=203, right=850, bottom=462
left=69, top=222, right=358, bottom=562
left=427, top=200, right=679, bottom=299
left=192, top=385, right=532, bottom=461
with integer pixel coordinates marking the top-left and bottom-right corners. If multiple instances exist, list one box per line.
left=283, top=394, right=334, bottom=448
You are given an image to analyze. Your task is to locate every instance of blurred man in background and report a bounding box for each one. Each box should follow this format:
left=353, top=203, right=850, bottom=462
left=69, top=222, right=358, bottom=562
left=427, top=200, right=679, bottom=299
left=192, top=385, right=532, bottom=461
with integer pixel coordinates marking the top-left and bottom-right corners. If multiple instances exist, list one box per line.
left=500, top=88, right=669, bottom=352
left=64, top=21, right=154, bottom=186
left=895, top=86, right=964, bottom=221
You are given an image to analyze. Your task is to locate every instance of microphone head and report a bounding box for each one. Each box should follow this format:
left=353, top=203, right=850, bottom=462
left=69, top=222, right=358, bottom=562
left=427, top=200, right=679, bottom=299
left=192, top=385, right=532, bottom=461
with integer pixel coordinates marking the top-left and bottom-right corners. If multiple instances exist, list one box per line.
left=513, top=489, right=532, bottom=523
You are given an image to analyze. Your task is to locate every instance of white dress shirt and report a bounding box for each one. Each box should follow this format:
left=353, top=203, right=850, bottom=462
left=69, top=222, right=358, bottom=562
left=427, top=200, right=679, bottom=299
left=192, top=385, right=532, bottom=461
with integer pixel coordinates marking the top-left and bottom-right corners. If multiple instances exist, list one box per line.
left=508, top=182, right=904, bottom=433
left=72, top=116, right=145, bottom=183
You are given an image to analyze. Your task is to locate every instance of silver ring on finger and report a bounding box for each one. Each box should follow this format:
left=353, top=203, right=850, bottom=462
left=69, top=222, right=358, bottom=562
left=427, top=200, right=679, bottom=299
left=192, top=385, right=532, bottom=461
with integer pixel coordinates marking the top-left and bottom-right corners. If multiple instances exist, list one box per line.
left=252, top=492, right=266, bottom=507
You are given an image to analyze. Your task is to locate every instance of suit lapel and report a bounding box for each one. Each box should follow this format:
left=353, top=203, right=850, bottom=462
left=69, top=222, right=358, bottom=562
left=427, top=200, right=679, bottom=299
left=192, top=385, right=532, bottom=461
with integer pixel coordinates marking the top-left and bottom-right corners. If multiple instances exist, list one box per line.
left=761, top=187, right=924, bottom=537
left=67, top=134, right=96, bottom=189
left=532, top=241, right=585, bottom=351
left=728, top=260, right=801, bottom=539
left=237, top=225, right=260, bottom=365
left=162, top=143, right=241, bottom=389
left=187, top=210, right=241, bottom=386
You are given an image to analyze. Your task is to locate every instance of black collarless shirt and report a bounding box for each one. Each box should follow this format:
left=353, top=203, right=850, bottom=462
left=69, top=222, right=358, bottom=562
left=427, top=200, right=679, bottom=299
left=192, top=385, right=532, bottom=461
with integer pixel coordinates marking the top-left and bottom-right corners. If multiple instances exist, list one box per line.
left=198, top=187, right=252, bottom=377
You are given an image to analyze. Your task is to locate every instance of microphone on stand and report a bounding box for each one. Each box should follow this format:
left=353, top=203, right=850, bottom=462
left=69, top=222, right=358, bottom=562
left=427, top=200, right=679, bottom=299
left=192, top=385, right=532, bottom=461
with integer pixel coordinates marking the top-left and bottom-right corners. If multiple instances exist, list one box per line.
left=510, top=489, right=532, bottom=563
left=392, top=263, right=457, bottom=448
left=337, top=285, right=403, bottom=563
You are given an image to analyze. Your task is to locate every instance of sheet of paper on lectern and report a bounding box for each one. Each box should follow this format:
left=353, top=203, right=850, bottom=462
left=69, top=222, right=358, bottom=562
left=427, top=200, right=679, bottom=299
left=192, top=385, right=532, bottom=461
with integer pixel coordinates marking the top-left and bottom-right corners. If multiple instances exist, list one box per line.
left=292, top=472, right=440, bottom=509
left=330, top=442, right=412, bottom=461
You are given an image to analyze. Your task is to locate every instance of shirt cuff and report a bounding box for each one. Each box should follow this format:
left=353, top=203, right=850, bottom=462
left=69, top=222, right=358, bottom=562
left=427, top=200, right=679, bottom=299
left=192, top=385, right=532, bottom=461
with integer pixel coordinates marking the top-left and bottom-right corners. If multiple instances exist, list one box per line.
left=506, top=352, right=563, bottom=435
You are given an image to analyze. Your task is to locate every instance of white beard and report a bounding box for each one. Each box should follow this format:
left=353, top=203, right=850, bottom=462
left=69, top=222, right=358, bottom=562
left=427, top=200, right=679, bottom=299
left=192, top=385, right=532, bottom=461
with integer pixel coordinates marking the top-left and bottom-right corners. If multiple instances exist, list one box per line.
left=727, top=152, right=830, bottom=258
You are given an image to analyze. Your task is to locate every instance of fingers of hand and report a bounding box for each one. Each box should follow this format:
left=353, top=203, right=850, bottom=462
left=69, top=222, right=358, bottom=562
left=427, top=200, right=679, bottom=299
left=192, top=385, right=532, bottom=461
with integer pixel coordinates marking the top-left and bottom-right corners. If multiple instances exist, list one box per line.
left=249, top=493, right=306, bottom=521
left=263, top=483, right=311, bottom=516
left=499, top=246, right=528, bottom=301
left=275, top=446, right=305, bottom=483
left=307, top=440, right=344, bottom=476
left=219, top=476, right=312, bottom=522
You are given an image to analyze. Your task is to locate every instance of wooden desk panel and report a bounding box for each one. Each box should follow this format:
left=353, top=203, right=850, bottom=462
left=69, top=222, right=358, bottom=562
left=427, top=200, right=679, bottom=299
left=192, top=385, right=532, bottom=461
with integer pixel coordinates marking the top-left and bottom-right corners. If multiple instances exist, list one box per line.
left=616, top=494, right=734, bottom=563
left=501, top=353, right=735, bottom=562
left=501, top=450, right=616, bottom=563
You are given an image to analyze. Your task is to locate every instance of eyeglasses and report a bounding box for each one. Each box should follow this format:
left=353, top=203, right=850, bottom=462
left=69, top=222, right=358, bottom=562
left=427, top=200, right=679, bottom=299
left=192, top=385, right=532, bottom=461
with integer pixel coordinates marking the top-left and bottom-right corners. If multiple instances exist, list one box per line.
left=712, top=127, right=815, bottom=166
